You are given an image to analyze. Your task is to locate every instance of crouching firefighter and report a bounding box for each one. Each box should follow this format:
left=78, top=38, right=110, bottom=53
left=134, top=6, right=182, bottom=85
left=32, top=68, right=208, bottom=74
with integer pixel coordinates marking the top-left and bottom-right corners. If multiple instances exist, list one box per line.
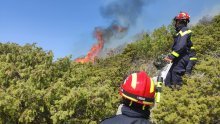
left=101, top=71, right=162, bottom=124
left=164, top=12, right=193, bottom=90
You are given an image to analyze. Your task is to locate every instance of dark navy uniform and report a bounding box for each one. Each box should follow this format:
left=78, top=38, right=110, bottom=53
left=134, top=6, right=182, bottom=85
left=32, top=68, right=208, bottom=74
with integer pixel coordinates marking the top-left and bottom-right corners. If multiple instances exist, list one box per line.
left=101, top=105, right=150, bottom=124
left=165, top=25, right=192, bottom=86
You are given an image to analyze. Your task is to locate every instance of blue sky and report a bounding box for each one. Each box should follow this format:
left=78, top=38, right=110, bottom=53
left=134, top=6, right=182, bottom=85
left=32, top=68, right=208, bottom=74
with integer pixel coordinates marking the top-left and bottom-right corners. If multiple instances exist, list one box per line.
left=0, top=0, right=220, bottom=60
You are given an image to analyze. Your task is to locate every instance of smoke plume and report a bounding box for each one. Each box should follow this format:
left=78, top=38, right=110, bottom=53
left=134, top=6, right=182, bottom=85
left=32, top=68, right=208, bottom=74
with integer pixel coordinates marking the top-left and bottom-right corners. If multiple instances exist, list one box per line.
left=75, top=0, right=152, bottom=63
left=100, top=0, right=147, bottom=27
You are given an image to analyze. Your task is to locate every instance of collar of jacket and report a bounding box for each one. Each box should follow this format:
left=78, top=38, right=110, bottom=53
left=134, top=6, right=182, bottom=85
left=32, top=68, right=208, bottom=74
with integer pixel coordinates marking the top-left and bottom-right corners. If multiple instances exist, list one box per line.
left=175, top=24, right=186, bottom=32
left=121, top=105, right=150, bottom=119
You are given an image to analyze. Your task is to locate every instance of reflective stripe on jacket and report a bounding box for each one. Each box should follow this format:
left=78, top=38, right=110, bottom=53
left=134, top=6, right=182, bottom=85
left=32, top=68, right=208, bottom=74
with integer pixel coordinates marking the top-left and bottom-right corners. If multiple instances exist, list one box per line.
left=169, top=26, right=192, bottom=60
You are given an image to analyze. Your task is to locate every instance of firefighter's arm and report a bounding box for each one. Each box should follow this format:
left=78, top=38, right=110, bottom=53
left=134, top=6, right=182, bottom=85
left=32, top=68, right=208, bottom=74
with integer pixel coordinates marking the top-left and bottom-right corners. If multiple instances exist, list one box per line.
left=168, top=30, right=192, bottom=61
left=189, top=46, right=198, bottom=61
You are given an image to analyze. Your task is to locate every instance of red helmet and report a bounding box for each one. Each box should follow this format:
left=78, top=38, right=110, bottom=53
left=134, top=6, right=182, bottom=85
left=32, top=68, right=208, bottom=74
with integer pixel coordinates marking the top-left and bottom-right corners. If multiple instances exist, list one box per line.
left=120, top=71, right=155, bottom=106
left=174, top=12, right=190, bottom=23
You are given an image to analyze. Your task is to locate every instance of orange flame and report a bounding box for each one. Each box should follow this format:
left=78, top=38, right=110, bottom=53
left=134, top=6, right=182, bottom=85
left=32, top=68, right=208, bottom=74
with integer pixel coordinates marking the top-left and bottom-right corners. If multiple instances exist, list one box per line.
left=75, top=29, right=104, bottom=63
left=75, top=24, right=127, bottom=63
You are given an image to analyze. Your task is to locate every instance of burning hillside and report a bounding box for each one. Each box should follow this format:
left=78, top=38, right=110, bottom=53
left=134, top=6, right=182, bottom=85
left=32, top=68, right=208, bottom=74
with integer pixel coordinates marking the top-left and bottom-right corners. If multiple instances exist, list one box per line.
left=75, top=24, right=128, bottom=63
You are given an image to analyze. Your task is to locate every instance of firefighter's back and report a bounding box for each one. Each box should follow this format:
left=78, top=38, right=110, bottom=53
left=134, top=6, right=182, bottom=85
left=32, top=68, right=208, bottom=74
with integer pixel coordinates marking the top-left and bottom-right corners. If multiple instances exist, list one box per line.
left=101, top=114, right=150, bottom=124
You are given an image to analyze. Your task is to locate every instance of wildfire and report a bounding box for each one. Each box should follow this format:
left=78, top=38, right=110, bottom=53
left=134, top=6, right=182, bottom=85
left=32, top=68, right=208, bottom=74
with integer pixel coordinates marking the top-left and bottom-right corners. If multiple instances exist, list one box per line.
left=75, top=24, right=127, bottom=63
left=75, top=29, right=104, bottom=63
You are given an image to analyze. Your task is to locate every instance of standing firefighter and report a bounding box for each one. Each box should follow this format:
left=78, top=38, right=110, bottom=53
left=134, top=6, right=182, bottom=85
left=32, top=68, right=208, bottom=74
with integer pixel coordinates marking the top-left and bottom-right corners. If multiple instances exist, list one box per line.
left=101, top=71, right=158, bottom=124
left=164, top=12, right=196, bottom=89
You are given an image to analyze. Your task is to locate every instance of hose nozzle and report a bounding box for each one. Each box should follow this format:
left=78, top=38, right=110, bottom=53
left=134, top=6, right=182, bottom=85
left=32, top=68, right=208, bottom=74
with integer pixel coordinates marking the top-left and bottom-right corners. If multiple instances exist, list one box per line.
left=155, top=76, right=163, bottom=103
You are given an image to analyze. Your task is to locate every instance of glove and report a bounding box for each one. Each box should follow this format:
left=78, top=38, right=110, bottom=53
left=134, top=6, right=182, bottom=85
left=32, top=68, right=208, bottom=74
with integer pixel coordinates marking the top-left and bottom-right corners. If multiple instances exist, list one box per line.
left=164, top=56, right=172, bottom=63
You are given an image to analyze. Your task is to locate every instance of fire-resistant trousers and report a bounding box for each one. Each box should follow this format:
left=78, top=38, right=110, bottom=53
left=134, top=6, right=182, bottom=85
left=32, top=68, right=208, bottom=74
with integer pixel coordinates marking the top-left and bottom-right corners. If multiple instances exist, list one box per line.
left=165, top=54, right=189, bottom=86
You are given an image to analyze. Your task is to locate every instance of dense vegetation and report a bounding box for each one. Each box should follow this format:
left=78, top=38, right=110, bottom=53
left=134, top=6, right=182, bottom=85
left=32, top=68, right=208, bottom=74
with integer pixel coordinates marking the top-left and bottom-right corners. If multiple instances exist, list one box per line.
left=0, top=15, right=219, bottom=124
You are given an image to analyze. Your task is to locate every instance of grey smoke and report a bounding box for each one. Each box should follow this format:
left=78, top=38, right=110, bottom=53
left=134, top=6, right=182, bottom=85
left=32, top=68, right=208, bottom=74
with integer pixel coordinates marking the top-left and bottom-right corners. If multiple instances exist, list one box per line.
left=94, top=22, right=128, bottom=43
left=95, top=0, right=153, bottom=57
left=100, top=0, right=149, bottom=26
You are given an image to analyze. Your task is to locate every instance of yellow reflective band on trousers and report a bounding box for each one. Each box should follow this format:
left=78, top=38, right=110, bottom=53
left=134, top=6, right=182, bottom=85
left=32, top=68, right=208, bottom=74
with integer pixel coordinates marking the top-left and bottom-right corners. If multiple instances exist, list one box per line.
left=191, top=46, right=195, bottom=49
left=179, top=30, right=192, bottom=36
left=190, top=58, right=197, bottom=60
left=171, top=51, right=180, bottom=57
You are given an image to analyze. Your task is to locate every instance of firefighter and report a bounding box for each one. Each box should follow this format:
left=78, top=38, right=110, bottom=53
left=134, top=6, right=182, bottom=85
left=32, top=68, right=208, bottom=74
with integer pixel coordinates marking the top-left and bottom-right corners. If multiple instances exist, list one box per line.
left=101, top=71, right=156, bottom=124
left=164, top=12, right=193, bottom=89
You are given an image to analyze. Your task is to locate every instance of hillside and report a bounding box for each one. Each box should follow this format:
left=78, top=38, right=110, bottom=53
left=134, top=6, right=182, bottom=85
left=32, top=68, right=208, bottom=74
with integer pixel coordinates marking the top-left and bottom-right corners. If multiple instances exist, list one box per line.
left=0, top=15, right=219, bottom=123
